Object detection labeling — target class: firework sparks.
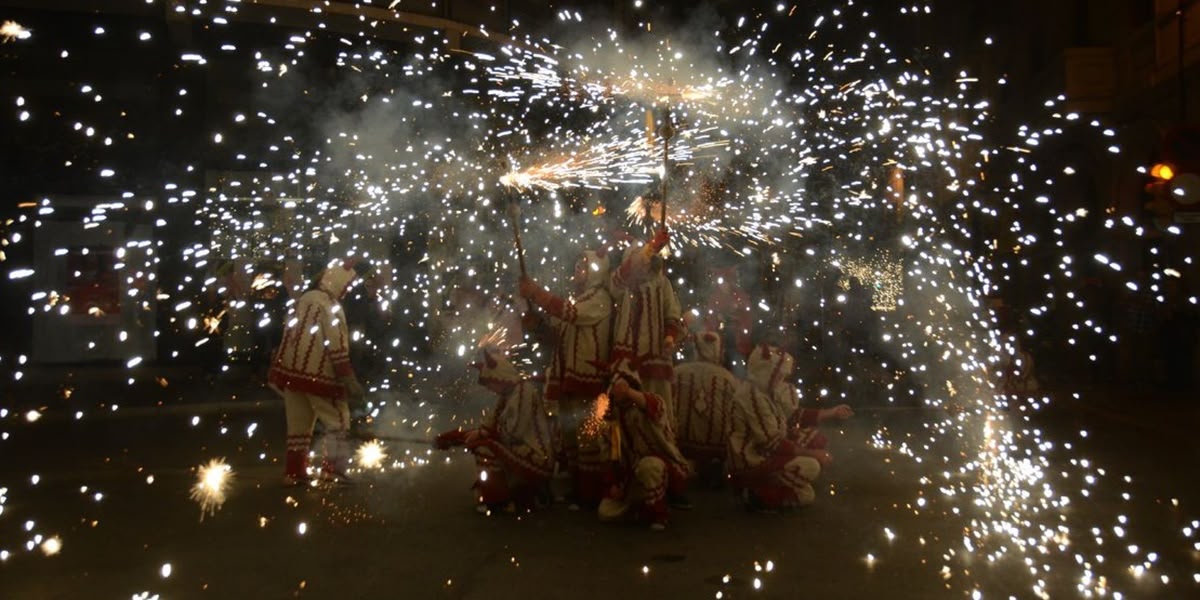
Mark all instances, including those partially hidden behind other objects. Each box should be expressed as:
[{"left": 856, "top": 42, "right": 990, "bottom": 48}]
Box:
[
  {"left": 1, "top": 1, "right": 1197, "bottom": 597},
  {"left": 189, "top": 459, "right": 233, "bottom": 520},
  {"left": 355, "top": 440, "right": 387, "bottom": 470},
  {"left": 0, "top": 20, "right": 31, "bottom": 43}
]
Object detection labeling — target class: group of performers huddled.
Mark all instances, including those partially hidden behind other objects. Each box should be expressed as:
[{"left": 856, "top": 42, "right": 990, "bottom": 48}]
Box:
[{"left": 434, "top": 229, "right": 854, "bottom": 531}]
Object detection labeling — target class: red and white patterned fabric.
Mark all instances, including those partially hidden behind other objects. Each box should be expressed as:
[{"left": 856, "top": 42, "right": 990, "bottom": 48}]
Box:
[
  {"left": 727, "top": 380, "right": 821, "bottom": 509},
  {"left": 747, "top": 344, "right": 824, "bottom": 449},
  {"left": 268, "top": 262, "right": 360, "bottom": 399},
  {"left": 527, "top": 250, "right": 615, "bottom": 406},
  {"left": 436, "top": 348, "right": 556, "bottom": 507},
  {"left": 474, "top": 347, "right": 555, "bottom": 475},
  {"left": 673, "top": 331, "right": 737, "bottom": 462},
  {"left": 580, "top": 361, "right": 691, "bottom": 523},
  {"left": 282, "top": 389, "right": 352, "bottom": 482},
  {"left": 610, "top": 249, "right": 684, "bottom": 383},
  {"left": 726, "top": 379, "right": 790, "bottom": 475},
  {"left": 474, "top": 376, "right": 557, "bottom": 482}
]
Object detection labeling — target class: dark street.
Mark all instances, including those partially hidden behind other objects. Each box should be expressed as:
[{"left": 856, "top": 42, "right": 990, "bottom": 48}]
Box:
[{"left": 2, "top": 368, "right": 1198, "bottom": 599}]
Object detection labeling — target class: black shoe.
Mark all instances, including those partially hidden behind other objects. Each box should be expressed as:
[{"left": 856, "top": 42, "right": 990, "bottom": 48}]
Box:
[
  {"left": 741, "top": 489, "right": 776, "bottom": 515},
  {"left": 668, "top": 493, "right": 693, "bottom": 510},
  {"left": 282, "top": 474, "right": 312, "bottom": 488},
  {"left": 318, "top": 469, "right": 354, "bottom": 486}
]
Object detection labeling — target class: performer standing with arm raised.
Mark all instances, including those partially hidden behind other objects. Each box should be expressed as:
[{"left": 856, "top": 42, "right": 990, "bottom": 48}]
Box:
[{"left": 518, "top": 248, "right": 615, "bottom": 507}]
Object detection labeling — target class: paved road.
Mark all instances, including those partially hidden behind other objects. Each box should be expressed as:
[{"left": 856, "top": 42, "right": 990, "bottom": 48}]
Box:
[{"left": 1, "top": 370, "right": 1198, "bottom": 599}]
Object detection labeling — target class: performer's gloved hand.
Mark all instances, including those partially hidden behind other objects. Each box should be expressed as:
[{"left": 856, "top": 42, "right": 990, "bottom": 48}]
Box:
[
  {"left": 464, "top": 428, "right": 491, "bottom": 449},
  {"left": 340, "top": 375, "right": 366, "bottom": 400},
  {"left": 518, "top": 275, "right": 538, "bottom": 299},
  {"left": 610, "top": 377, "right": 631, "bottom": 403},
  {"left": 519, "top": 275, "right": 565, "bottom": 318},
  {"left": 820, "top": 404, "right": 855, "bottom": 421},
  {"left": 650, "top": 227, "right": 670, "bottom": 252}
]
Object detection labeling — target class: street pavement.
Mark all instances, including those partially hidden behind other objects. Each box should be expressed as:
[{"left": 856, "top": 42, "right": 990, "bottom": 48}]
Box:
[{"left": 1, "top": 367, "right": 1198, "bottom": 599}]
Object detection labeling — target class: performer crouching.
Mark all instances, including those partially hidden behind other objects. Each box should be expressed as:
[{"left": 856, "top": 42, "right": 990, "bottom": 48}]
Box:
[
  {"left": 435, "top": 346, "right": 556, "bottom": 514},
  {"left": 590, "top": 359, "right": 692, "bottom": 531},
  {"left": 747, "top": 344, "right": 854, "bottom": 469}
]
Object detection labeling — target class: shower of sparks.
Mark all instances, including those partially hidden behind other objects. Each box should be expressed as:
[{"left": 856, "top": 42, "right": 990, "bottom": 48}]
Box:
[
  {"left": 476, "top": 326, "right": 513, "bottom": 350},
  {"left": 0, "top": 0, "right": 1196, "bottom": 597},
  {"left": 355, "top": 440, "right": 387, "bottom": 470},
  {"left": 835, "top": 253, "right": 904, "bottom": 311},
  {"left": 579, "top": 392, "right": 612, "bottom": 441},
  {"left": 189, "top": 459, "right": 233, "bottom": 520}
]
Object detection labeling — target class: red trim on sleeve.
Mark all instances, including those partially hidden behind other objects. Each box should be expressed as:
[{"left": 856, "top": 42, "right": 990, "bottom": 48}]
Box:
[
  {"left": 664, "top": 319, "right": 684, "bottom": 342},
  {"left": 332, "top": 360, "right": 354, "bottom": 377},
  {"left": 532, "top": 287, "right": 566, "bottom": 319},
  {"left": 642, "top": 392, "right": 663, "bottom": 421},
  {"left": 793, "top": 407, "right": 820, "bottom": 428}
]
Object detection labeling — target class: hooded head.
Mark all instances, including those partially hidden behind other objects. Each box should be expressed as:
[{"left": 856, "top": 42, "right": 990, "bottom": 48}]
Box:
[
  {"left": 693, "top": 331, "right": 723, "bottom": 365},
  {"left": 747, "top": 344, "right": 794, "bottom": 389},
  {"left": 573, "top": 248, "right": 610, "bottom": 292},
  {"left": 475, "top": 346, "right": 521, "bottom": 390},
  {"left": 317, "top": 258, "right": 371, "bottom": 300}
]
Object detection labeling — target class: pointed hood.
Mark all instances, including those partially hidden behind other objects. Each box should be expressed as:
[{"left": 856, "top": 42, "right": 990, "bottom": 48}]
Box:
[
  {"left": 747, "top": 344, "right": 794, "bottom": 390},
  {"left": 693, "top": 330, "right": 723, "bottom": 365},
  {"left": 581, "top": 248, "right": 611, "bottom": 291},
  {"left": 475, "top": 346, "right": 521, "bottom": 388},
  {"left": 317, "top": 258, "right": 365, "bottom": 300}
]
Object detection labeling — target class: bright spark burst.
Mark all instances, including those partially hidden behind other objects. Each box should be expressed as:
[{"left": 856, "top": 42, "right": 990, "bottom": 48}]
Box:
[
  {"left": 0, "top": 21, "right": 31, "bottom": 43},
  {"left": 189, "top": 459, "right": 233, "bottom": 520},
  {"left": 355, "top": 440, "right": 387, "bottom": 470}
]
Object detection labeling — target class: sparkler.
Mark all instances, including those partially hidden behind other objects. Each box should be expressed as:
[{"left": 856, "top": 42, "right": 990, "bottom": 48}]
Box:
[
  {"left": 657, "top": 107, "right": 675, "bottom": 231},
  {"left": 189, "top": 459, "right": 233, "bottom": 521},
  {"left": 507, "top": 195, "right": 527, "bottom": 278},
  {"left": 355, "top": 440, "right": 387, "bottom": 470}
]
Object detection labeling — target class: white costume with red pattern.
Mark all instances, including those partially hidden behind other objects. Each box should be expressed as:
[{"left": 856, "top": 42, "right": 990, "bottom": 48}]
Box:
[
  {"left": 529, "top": 250, "right": 614, "bottom": 407},
  {"left": 589, "top": 360, "right": 691, "bottom": 527},
  {"left": 673, "top": 331, "right": 737, "bottom": 463},
  {"left": 269, "top": 261, "right": 362, "bottom": 483},
  {"left": 610, "top": 248, "right": 684, "bottom": 427},
  {"left": 727, "top": 345, "right": 821, "bottom": 509},
  {"left": 435, "top": 347, "right": 556, "bottom": 510},
  {"left": 521, "top": 250, "right": 615, "bottom": 502},
  {"left": 745, "top": 345, "right": 828, "bottom": 456}
]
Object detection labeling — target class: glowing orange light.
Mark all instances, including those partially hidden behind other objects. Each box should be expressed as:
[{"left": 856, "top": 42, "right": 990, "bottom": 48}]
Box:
[{"left": 1150, "top": 163, "right": 1175, "bottom": 180}]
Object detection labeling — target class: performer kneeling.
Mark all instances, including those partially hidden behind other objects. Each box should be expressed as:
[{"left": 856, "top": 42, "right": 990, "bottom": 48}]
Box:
[
  {"left": 747, "top": 344, "right": 854, "bottom": 469},
  {"left": 435, "top": 346, "right": 556, "bottom": 514},
  {"left": 586, "top": 359, "right": 691, "bottom": 531},
  {"left": 727, "top": 345, "right": 825, "bottom": 512}
]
